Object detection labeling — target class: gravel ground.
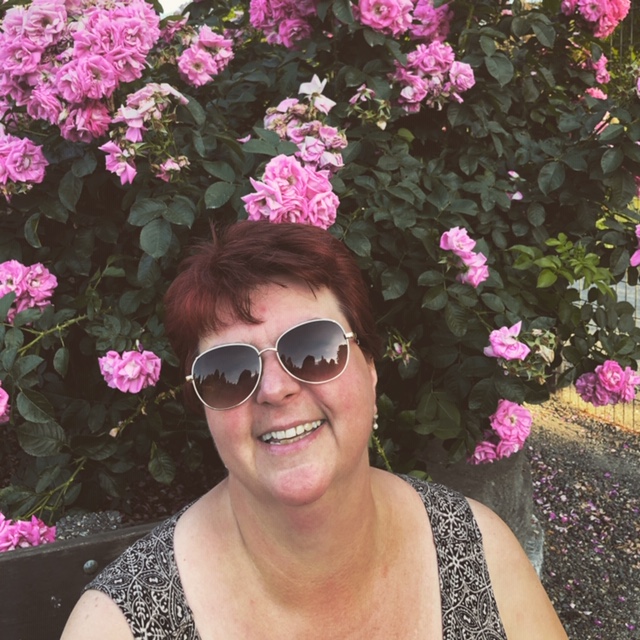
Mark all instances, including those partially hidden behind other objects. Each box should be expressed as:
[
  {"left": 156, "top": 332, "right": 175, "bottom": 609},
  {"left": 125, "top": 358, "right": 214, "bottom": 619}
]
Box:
[{"left": 527, "top": 398, "right": 640, "bottom": 639}]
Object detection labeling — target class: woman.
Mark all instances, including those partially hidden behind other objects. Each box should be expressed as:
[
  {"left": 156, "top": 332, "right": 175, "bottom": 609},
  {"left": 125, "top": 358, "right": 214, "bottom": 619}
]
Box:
[{"left": 62, "top": 221, "right": 567, "bottom": 639}]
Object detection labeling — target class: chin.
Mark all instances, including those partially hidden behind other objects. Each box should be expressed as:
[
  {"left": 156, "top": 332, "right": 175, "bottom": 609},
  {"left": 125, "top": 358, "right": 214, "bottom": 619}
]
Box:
[{"left": 265, "top": 465, "right": 334, "bottom": 507}]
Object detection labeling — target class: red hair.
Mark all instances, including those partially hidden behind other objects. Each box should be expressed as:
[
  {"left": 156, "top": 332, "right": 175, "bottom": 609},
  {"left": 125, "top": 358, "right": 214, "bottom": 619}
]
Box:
[{"left": 164, "top": 221, "right": 381, "bottom": 401}]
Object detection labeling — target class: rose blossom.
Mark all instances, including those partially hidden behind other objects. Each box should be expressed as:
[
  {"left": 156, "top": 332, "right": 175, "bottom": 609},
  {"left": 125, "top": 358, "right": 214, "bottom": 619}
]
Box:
[
  {"left": 99, "top": 348, "right": 162, "bottom": 394},
  {"left": 0, "top": 513, "right": 55, "bottom": 552},
  {"left": 469, "top": 440, "right": 498, "bottom": 465},
  {"left": 0, "top": 383, "right": 10, "bottom": 424},
  {"left": 575, "top": 360, "right": 640, "bottom": 407},
  {"left": 595, "top": 360, "right": 626, "bottom": 393},
  {"left": 489, "top": 399, "right": 532, "bottom": 449},
  {"left": 439, "top": 226, "right": 476, "bottom": 255},
  {"left": 0, "top": 260, "right": 56, "bottom": 321},
  {"left": 0, "top": 134, "right": 48, "bottom": 187},
  {"left": 356, "top": 0, "right": 413, "bottom": 36},
  {"left": 241, "top": 154, "right": 339, "bottom": 229},
  {"left": 630, "top": 224, "right": 640, "bottom": 267},
  {"left": 456, "top": 251, "right": 489, "bottom": 288},
  {"left": 484, "top": 321, "right": 531, "bottom": 361}
]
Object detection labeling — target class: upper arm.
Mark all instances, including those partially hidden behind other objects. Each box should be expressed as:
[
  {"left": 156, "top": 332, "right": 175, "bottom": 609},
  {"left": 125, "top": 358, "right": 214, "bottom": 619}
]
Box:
[
  {"left": 60, "top": 589, "right": 134, "bottom": 640},
  {"left": 468, "top": 498, "right": 568, "bottom": 640}
]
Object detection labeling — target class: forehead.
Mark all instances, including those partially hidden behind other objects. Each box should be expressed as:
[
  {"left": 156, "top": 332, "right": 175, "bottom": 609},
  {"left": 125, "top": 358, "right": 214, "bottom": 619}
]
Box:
[{"left": 199, "top": 281, "right": 346, "bottom": 351}]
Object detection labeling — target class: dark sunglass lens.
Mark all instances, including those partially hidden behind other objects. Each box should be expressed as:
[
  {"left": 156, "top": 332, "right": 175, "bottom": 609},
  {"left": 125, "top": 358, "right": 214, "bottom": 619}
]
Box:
[
  {"left": 193, "top": 345, "right": 260, "bottom": 409},
  {"left": 278, "top": 321, "right": 348, "bottom": 383}
]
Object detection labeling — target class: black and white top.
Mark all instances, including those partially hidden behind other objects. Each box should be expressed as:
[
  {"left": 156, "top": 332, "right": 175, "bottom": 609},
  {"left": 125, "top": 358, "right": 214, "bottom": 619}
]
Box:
[{"left": 86, "top": 477, "right": 507, "bottom": 639}]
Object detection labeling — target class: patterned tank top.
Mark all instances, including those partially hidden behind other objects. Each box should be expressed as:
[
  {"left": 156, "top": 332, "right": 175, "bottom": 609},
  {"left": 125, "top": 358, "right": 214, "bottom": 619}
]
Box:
[{"left": 86, "top": 476, "right": 507, "bottom": 639}]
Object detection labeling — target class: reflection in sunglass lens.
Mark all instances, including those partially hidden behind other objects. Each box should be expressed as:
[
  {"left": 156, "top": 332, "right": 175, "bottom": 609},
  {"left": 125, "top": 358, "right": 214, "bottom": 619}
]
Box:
[
  {"left": 194, "top": 345, "right": 260, "bottom": 410},
  {"left": 278, "top": 320, "right": 348, "bottom": 382}
]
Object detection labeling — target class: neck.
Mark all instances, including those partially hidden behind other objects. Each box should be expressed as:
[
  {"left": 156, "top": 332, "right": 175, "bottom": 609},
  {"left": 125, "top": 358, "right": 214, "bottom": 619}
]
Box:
[{"left": 224, "top": 466, "right": 391, "bottom": 609}]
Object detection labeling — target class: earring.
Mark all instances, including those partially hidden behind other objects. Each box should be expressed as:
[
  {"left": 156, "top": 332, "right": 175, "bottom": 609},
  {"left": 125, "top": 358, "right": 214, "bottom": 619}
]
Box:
[{"left": 373, "top": 409, "right": 379, "bottom": 431}]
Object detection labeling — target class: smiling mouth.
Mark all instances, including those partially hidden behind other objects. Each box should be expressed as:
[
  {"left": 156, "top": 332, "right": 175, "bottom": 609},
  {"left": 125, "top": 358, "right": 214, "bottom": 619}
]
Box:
[{"left": 259, "top": 420, "right": 324, "bottom": 445}]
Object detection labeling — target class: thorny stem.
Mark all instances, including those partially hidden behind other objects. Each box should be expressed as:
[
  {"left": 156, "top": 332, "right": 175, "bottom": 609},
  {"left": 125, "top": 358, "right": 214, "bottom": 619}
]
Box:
[
  {"left": 371, "top": 433, "right": 393, "bottom": 472},
  {"left": 16, "top": 314, "right": 88, "bottom": 356},
  {"left": 24, "top": 456, "right": 88, "bottom": 521},
  {"left": 110, "top": 386, "right": 182, "bottom": 437}
]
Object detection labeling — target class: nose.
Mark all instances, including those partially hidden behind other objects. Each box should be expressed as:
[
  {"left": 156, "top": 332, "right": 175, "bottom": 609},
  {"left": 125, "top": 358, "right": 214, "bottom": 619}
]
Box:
[{"left": 254, "top": 349, "right": 302, "bottom": 405}]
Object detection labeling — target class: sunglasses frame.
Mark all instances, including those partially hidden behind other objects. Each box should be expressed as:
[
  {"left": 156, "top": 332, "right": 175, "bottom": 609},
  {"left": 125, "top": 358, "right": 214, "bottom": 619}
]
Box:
[{"left": 186, "top": 318, "right": 357, "bottom": 411}]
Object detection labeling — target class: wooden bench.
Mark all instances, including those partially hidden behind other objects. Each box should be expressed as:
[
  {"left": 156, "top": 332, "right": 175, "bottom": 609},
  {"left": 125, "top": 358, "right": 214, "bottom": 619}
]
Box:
[{"left": 0, "top": 521, "right": 158, "bottom": 640}]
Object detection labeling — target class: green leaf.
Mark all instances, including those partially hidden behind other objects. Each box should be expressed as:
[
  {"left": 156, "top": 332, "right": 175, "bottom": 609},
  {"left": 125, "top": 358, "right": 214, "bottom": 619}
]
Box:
[
  {"left": 527, "top": 202, "right": 546, "bottom": 227},
  {"left": 17, "top": 422, "right": 66, "bottom": 457},
  {"left": 164, "top": 196, "right": 196, "bottom": 227},
  {"left": 0, "top": 292, "right": 16, "bottom": 322},
  {"left": 422, "top": 286, "right": 448, "bottom": 310},
  {"left": 24, "top": 213, "right": 42, "bottom": 249},
  {"left": 537, "top": 161, "right": 565, "bottom": 195},
  {"left": 444, "top": 301, "right": 468, "bottom": 337},
  {"left": 344, "top": 231, "right": 371, "bottom": 257},
  {"left": 468, "top": 379, "right": 497, "bottom": 412},
  {"left": 119, "top": 289, "right": 141, "bottom": 314},
  {"left": 537, "top": 269, "right": 558, "bottom": 288},
  {"left": 201, "top": 161, "right": 236, "bottom": 182},
  {"left": 332, "top": 0, "right": 354, "bottom": 24},
  {"left": 531, "top": 18, "right": 556, "bottom": 47},
  {"left": 204, "top": 182, "right": 235, "bottom": 209},
  {"left": 484, "top": 54, "right": 514, "bottom": 86},
  {"left": 494, "top": 374, "right": 526, "bottom": 403},
  {"left": 40, "top": 200, "right": 69, "bottom": 223},
  {"left": 183, "top": 95, "right": 206, "bottom": 126},
  {"left": 71, "top": 435, "right": 117, "bottom": 461},
  {"left": 137, "top": 254, "right": 161, "bottom": 287},
  {"left": 53, "top": 347, "right": 69, "bottom": 377},
  {"left": 148, "top": 444, "right": 176, "bottom": 485},
  {"left": 364, "top": 29, "right": 385, "bottom": 47},
  {"left": 242, "top": 139, "right": 278, "bottom": 156},
  {"left": 140, "top": 218, "right": 172, "bottom": 259},
  {"left": 480, "top": 293, "right": 505, "bottom": 312},
  {"left": 59, "top": 171, "right": 83, "bottom": 211},
  {"left": 12, "top": 355, "right": 44, "bottom": 380},
  {"left": 600, "top": 147, "right": 624, "bottom": 174},
  {"left": 381, "top": 267, "right": 409, "bottom": 300},
  {"left": 72, "top": 153, "right": 97, "bottom": 178},
  {"left": 16, "top": 389, "right": 55, "bottom": 423},
  {"left": 418, "top": 271, "right": 444, "bottom": 286},
  {"left": 129, "top": 199, "right": 167, "bottom": 226}
]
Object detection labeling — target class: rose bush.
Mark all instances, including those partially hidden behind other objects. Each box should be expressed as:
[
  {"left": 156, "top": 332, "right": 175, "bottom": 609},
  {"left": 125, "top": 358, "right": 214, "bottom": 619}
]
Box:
[{"left": 1, "top": 0, "right": 640, "bottom": 522}]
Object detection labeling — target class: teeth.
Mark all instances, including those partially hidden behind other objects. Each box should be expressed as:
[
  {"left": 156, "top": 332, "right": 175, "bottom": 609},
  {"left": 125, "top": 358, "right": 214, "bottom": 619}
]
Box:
[{"left": 260, "top": 420, "right": 323, "bottom": 444}]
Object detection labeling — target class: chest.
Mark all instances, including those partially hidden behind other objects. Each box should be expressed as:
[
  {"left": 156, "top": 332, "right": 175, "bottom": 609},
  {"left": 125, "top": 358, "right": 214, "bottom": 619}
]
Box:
[{"left": 176, "top": 517, "right": 443, "bottom": 640}]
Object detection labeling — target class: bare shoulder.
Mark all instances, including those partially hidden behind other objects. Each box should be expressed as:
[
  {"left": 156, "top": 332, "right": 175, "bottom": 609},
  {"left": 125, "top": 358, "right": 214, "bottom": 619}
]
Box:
[
  {"left": 467, "top": 498, "right": 568, "bottom": 640},
  {"left": 60, "top": 589, "right": 133, "bottom": 640}
]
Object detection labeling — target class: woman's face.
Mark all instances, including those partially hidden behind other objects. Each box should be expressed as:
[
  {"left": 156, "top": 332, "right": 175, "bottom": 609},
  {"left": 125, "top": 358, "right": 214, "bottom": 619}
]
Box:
[{"left": 198, "top": 281, "right": 378, "bottom": 508}]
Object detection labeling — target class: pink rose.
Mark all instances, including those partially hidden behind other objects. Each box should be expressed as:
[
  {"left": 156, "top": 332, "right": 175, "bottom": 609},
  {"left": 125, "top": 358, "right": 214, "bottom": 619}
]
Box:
[
  {"left": 440, "top": 226, "right": 476, "bottom": 255},
  {"left": 469, "top": 440, "right": 498, "bottom": 465},
  {"left": 356, "top": 0, "right": 413, "bottom": 36},
  {"left": 0, "top": 514, "right": 55, "bottom": 552},
  {"left": 24, "top": 263, "right": 58, "bottom": 304},
  {"left": 595, "top": 360, "right": 626, "bottom": 393},
  {"left": 278, "top": 18, "right": 312, "bottom": 49},
  {"left": 0, "top": 135, "right": 48, "bottom": 185},
  {"left": 99, "top": 348, "right": 162, "bottom": 394},
  {"left": 489, "top": 399, "right": 532, "bottom": 447},
  {"left": 484, "top": 321, "right": 531, "bottom": 361},
  {"left": 0, "top": 384, "right": 10, "bottom": 424},
  {"left": 457, "top": 253, "right": 489, "bottom": 288},
  {"left": 178, "top": 47, "right": 217, "bottom": 87}
]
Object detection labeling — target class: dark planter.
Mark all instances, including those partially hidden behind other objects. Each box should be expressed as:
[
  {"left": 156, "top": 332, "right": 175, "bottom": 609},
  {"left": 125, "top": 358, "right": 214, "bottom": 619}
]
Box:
[{"left": 0, "top": 521, "right": 158, "bottom": 640}]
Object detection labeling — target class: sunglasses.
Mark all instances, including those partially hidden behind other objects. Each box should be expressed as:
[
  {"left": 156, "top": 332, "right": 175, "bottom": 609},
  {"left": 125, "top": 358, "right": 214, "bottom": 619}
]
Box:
[{"left": 187, "top": 318, "right": 357, "bottom": 410}]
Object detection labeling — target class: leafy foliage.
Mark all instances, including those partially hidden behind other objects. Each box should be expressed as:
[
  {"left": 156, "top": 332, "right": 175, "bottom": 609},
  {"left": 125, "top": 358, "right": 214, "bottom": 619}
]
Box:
[{"left": 1, "top": 0, "right": 640, "bottom": 521}]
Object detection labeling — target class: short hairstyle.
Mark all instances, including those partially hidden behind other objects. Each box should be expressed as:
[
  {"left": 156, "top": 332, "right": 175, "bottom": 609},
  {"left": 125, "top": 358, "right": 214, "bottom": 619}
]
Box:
[{"left": 164, "top": 221, "right": 381, "bottom": 405}]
